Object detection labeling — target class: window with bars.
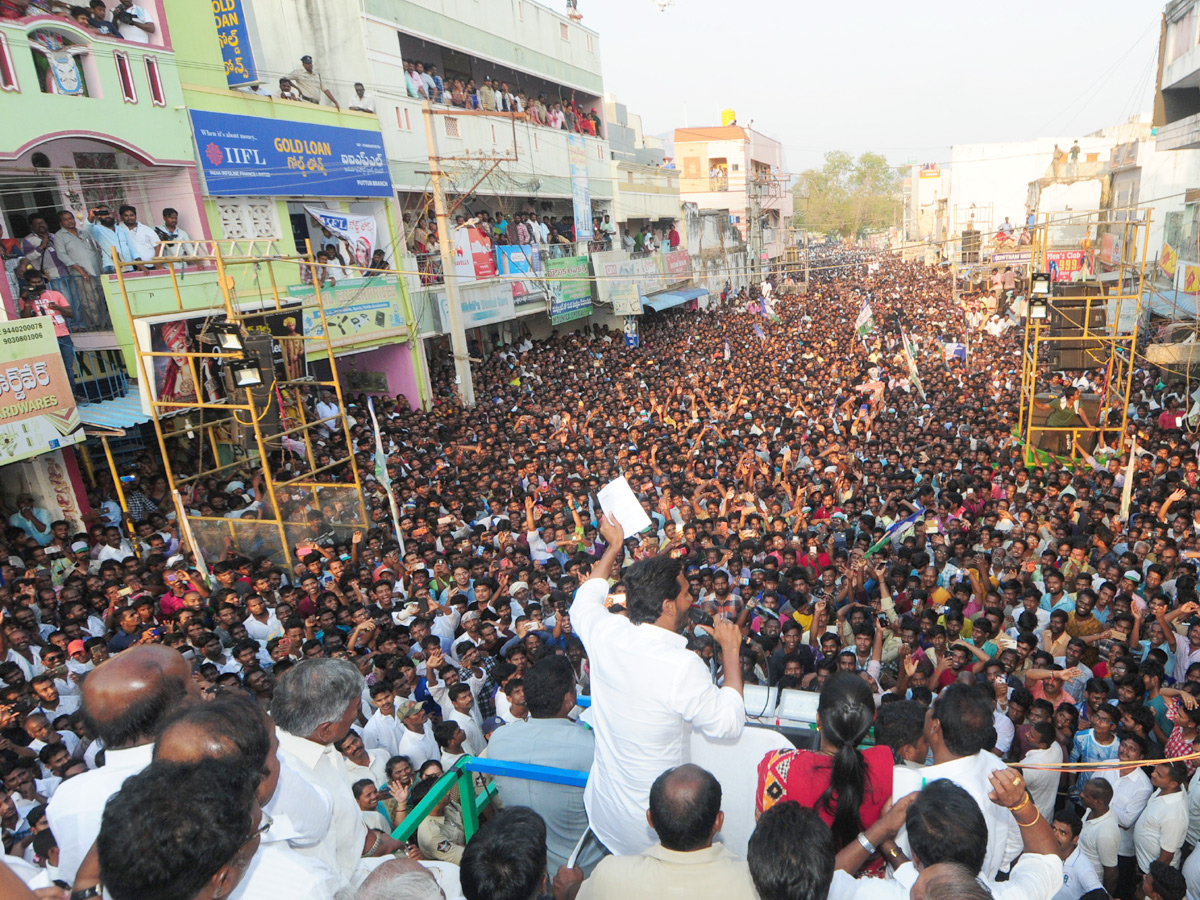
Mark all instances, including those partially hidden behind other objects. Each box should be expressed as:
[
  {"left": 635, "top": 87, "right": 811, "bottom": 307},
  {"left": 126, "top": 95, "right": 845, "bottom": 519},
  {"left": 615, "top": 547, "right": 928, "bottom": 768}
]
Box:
[
  {"left": 560, "top": 23, "right": 569, "bottom": 40},
  {"left": 396, "top": 106, "right": 411, "bottom": 130},
  {"left": 444, "top": 116, "right": 460, "bottom": 138}
]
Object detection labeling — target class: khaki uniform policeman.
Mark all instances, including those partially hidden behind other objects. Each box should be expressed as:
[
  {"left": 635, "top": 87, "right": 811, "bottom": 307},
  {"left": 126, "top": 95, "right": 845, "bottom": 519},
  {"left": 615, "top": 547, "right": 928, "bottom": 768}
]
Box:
[{"left": 416, "top": 793, "right": 465, "bottom": 864}]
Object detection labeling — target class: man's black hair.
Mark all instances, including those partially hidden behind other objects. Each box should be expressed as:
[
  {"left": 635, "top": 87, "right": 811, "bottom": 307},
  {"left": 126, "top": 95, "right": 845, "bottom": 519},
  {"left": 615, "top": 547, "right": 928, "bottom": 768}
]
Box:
[
  {"left": 905, "top": 779, "right": 987, "bottom": 874},
  {"left": 747, "top": 801, "right": 834, "bottom": 900},
  {"left": 648, "top": 764, "right": 721, "bottom": 852},
  {"left": 623, "top": 554, "right": 684, "bottom": 625},
  {"left": 931, "top": 684, "right": 996, "bottom": 757},
  {"left": 523, "top": 655, "right": 575, "bottom": 718},
  {"left": 1147, "top": 860, "right": 1187, "bottom": 900},
  {"left": 873, "top": 700, "right": 927, "bottom": 765},
  {"left": 1054, "top": 805, "right": 1083, "bottom": 839},
  {"left": 98, "top": 759, "right": 256, "bottom": 900},
  {"left": 433, "top": 719, "right": 459, "bottom": 750},
  {"left": 461, "top": 807, "right": 547, "bottom": 900},
  {"left": 408, "top": 775, "right": 441, "bottom": 809}
]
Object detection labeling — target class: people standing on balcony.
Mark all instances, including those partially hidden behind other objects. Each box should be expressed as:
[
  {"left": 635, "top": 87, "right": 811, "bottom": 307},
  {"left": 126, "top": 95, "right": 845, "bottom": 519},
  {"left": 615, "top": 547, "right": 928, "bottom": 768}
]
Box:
[
  {"left": 532, "top": 94, "right": 548, "bottom": 126},
  {"left": 53, "top": 210, "right": 103, "bottom": 325},
  {"left": 277, "top": 76, "right": 303, "bottom": 101},
  {"left": 84, "top": 0, "right": 122, "bottom": 38},
  {"left": 118, "top": 204, "right": 159, "bottom": 267},
  {"left": 111, "top": 0, "right": 153, "bottom": 43},
  {"left": 367, "top": 249, "right": 388, "bottom": 273},
  {"left": 427, "top": 65, "right": 444, "bottom": 103},
  {"left": 448, "top": 78, "right": 465, "bottom": 108},
  {"left": 17, "top": 268, "right": 82, "bottom": 402},
  {"left": 416, "top": 63, "right": 436, "bottom": 104},
  {"left": 515, "top": 214, "right": 532, "bottom": 246},
  {"left": 465, "top": 78, "right": 479, "bottom": 109},
  {"left": 154, "top": 207, "right": 192, "bottom": 259},
  {"left": 404, "top": 62, "right": 423, "bottom": 100},
  {"left": 301, "top": 250, "right": 344, "bottom": 290},
  {"left": 499, "top": 82, "right": 516, "bottom": 113},
  {"left": 81, "top": 205, "right": 134, "bottom": 273},
  {"left": 19, "top": 214, "right": 68, "bottom": 294},
  {"left": 479, "top": 77, "right": 497, "bottom": 111},
  {"left": 668, "top": 222, "right": 680, "bottom": 249},
  {"left": 348, "top": 82, "right": 376, "bottom": 113},
  {"left": 0, "top": 223, "right": 21, "bottom": 301},
  {"left": 289, "top": 55, "right": 339, "bottom": 109},
  {"left": 600, "top": 214, "right": 615, "bottom": 248}
]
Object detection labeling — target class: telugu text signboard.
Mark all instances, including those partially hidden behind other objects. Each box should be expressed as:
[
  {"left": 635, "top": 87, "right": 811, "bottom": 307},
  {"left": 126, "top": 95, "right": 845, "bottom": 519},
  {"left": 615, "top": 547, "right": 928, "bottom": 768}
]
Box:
[
  {"left": 213, "top": 0, "right": 258, "bottom": 87},
  {"left": 0, "top": 318, "right": 84, "bottom": 464},
  {"left": 547, "top": 255, "right": 593, "bottom": 325},
  {"left": 191, "top": 110, "right": 392, "bottom": 198}
]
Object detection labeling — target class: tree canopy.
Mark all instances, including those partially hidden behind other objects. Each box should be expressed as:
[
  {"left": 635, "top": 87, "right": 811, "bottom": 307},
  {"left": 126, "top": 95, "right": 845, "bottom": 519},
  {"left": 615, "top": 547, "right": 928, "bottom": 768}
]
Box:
[{"left": 793, "top": 151, "right": 900, "bottom": 238}]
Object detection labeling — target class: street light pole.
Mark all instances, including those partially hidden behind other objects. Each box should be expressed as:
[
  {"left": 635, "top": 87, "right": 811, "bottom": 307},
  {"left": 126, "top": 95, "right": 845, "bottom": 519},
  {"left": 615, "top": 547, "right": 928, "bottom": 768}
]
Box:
[{"left": 422, "top": 101, "right": 475, "bottom": 408}]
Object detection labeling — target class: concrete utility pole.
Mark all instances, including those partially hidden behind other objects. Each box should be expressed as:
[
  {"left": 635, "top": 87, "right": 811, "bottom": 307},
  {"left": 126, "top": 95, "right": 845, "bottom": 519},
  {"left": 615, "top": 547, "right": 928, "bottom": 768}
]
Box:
[
  {"left": 803, "top": 228, "right": 810, "bottom": 289},
  {"left": 749, "top": 177, "right": 762, "bottom": 284},
  {"left": 422, "top": 101, "right": 475, "bottom": 408}
]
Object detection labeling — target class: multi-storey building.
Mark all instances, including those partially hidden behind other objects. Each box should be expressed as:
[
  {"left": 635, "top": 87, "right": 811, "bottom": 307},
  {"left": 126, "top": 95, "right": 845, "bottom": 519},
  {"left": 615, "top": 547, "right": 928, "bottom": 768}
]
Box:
[{"left": 673, "top": 123, "right": 793, "bottom": 270}]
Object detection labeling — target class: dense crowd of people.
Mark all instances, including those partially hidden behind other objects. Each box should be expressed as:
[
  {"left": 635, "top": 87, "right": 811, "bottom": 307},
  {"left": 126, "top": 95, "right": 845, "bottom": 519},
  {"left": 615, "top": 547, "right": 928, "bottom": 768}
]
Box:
[{"left": 4, "top": 249, "right": 1200, "bottom": 900}]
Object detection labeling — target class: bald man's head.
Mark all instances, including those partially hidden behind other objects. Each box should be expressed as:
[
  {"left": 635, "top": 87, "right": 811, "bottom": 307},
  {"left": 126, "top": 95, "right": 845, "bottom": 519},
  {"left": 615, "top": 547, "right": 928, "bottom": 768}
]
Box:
[
  {"left": 910, "top": 863, "right": 993, "bottom": 900},
  {"left": 155, "top": 692, "right": 278, "bottom": 805},
  {"left": 358, "top": 858, "right": 445, "bottom": 900},
  {"left": 648, "top": 764, "right": 722, "bottom": 852},
  {"left": 81, "top": 645, "right": 198, "bottom": 749}
]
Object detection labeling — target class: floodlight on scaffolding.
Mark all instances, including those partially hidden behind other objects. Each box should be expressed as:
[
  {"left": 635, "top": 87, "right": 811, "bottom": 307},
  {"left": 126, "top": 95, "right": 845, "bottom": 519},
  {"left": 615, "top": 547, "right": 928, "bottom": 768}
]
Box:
[
  {"left": 1030, "top": 272, "right": 1052, "bottom": 298},
  {"left": 211, "top": 321, "right": 245, "bottom": 352},
  {"left": 1029, "top": 297, "right": 1049, "bottom": 320},
  {"left": 230, "top": 355, "right": 264, "bottom": 388}
]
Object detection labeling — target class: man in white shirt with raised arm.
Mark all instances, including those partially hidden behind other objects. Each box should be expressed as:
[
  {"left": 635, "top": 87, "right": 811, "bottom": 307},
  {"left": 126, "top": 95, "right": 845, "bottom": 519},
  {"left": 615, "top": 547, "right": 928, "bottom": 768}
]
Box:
[{"left": 570, "top": 514, "right": 745, "bottom": 856}]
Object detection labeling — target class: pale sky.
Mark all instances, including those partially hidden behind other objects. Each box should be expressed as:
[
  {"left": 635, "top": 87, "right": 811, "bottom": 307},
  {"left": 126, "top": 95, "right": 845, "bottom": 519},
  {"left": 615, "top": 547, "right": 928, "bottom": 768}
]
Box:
[{"left": 576, "top": 0, "right": 1162, "bottom": 173}]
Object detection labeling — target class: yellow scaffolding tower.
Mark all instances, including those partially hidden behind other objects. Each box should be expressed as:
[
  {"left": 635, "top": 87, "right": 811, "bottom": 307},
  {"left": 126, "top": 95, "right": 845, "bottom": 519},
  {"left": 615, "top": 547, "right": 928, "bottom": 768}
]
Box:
[
  {"left": 113, "top": 241, "right": 368, "bottom": 570},
  {"left": 1017, "top": 208, "right": 1150, "bottom": 465}
]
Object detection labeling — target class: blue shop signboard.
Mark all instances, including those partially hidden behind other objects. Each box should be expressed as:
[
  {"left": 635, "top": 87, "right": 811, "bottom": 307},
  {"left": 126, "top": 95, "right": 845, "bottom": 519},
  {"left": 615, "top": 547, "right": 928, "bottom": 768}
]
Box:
[
  {"left": 190, "top": 110, "right": 392, "bottom": 198},
  {"left": 213, "top": 0, "right": 258, "bottom": 87}
]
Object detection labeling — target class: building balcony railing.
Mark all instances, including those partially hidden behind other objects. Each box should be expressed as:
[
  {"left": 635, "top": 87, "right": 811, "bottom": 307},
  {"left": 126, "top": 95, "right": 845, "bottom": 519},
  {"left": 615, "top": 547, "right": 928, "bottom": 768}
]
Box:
[
  {"left": 1156, "top": 113, "right": 1200, "bottom": 152},
  {"left": 75, "top": 347, "right": 129, "bottom": 403},
  {"left": 38, "top": 271, "right": 114, "bottom": 333}
]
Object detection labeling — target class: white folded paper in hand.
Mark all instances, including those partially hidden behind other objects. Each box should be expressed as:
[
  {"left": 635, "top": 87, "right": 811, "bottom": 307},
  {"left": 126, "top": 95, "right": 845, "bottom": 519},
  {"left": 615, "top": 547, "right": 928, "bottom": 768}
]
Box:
[{"left": 597, "top": 476, "right": 652, "bottom": 536}]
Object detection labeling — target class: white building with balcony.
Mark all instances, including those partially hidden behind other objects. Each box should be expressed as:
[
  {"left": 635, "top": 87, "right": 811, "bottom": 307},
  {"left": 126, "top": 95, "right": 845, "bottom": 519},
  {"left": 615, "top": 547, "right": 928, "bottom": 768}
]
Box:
[
  {"left": 234, "top": 0, "right": 613, "bottom": 240},
  {"left": 673, "top": 124, "right": 793, "bottom": 266}
]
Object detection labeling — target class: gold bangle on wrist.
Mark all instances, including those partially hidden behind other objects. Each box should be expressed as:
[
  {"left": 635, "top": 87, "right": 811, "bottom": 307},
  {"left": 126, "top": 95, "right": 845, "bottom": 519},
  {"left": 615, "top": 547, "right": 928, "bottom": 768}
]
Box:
[
  {"left": 1016, "top": 809, "right": 1042, "bottom": 828},
  {"left": 1007, "top": 794, "right": 1031, "bottom": 814}
]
